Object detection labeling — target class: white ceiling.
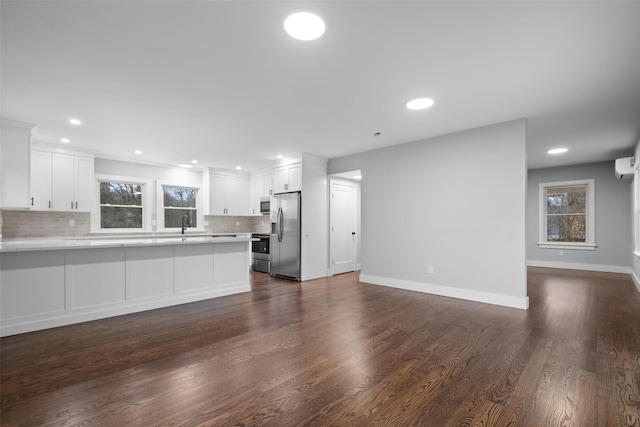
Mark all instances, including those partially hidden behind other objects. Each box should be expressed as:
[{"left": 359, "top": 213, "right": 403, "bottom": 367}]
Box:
[{"left": 2, "top": 1, "right": 639, "bottom": 172}]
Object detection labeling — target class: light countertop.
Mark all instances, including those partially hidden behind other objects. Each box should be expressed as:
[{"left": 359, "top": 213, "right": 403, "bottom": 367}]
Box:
[{"left": 0, "top": 234, "right": 256, "bottom": 253}]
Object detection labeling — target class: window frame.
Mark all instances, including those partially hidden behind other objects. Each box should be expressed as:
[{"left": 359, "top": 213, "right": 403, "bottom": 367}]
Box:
[
  {"left": 92, "top": 174, "right": 153, "bottom": 233},
  {"left": 156, "top": 180, "right": 203, "bottom": 232},
  {"left": 538, "top": 179, "right": 596, "bottom": 251}
]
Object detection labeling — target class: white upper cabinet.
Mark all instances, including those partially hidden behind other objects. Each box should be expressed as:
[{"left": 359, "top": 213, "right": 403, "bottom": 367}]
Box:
[
  {"left": 0, "top": 119, "right": 35, "bottom": 209},
  {"left": 249, "top": 174, "right": 273, "bottom": 215},
  {"left": 30, "top": 150, "right": 52, "bottom": 209},
  {"left": 273, "top": 163, "right": 301, "bottom": 194},
  {"left": 30, "top": 150, "right": 95, "bottom": 212},
  {"left": 209, "top": 173, "right": 248, "bottom": 215}
]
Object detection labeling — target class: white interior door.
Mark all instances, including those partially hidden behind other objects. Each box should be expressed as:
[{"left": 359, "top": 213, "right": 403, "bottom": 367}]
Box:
[{"left": 330, "top": 180, "right": 356, "bottom": 275}]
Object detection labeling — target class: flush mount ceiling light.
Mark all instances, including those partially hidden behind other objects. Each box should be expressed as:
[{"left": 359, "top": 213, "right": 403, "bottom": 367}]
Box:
[
  {"left": 406, "top": 98, "right": 435, "bottom": 110},
  {"left": 236, "top": 166, "right": 242, "bottom": 171},
  {"left": 284, "top": 11, "right": 325, "bottom": 40},
  {"left": 178, "top": 163, "right": 193, "bottom": 169},
  {"left": 547, "top": 148, "right": 568, "bottom": 154},
  {"left": 134, "top": 150, "right": 143, "bottom": 155},
  {"left": 69, "top": 118, "right": 82, "bottom": 126},
  {"left": 353, "top": 175, "right": 363, "bottom": 180},
  {"left": 191, "top": 160, "right": 198, "bottom": 164},
  {"left": 60, "top": 138, "right": 70, "bottom": 143}
]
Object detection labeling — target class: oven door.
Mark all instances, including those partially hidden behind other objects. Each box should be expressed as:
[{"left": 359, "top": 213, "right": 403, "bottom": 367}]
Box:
[{"left": 251, "top": 234, "right": 270, "bottom": 259}]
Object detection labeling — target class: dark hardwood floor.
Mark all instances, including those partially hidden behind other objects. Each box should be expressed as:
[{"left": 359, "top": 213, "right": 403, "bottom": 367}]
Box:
[{"left": 1, "top": 267, "right": 639, "bottom": 426}]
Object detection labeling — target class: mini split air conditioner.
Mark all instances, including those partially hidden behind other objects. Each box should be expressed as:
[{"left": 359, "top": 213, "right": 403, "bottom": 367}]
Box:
[{"left": 615, "top": 157, "right": 634, "bottom": 180}]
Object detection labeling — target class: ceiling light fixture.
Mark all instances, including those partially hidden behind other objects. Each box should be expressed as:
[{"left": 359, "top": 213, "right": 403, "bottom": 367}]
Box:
[
  {"left": 69, "top": 118, "right": 82, "bottom": 126},
  {"left": 406, "top": 98, "right": 434, "bottom": 110},
  {"left": 134, "top": 150, "right": 143, "bottom": 155},
  {"left": 60, "top": 138, "right": 70, "bottom": 143},
  {"left": 353, "top": 175, "right": 363, "bottom": 180},
  {"left": 277, "top": 155, "right": 284, "bottom": 159},
  {"left": 191, "top": 160, "right": 198, "bottom": 164},
  {"left": 284, "top": 11, "right": 325, "bottom": 41},
  {"left": 236, "top": 166, "right": 242, "bottom": 171},
  {"left": 547, "top": 148, "right": 568, "bottom": 155},
  {"left": 178, "top": 163, "right": 193, "bottom": 169}
]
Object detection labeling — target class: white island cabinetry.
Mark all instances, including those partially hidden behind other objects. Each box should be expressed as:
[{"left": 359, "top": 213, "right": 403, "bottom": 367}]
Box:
[{"left": 0, "top": 237, "right": 251, "bottom": 337}]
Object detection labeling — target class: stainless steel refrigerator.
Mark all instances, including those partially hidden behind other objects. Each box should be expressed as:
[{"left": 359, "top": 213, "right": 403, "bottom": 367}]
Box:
[{"left": 270, "top": 191, "right": 301, "bottom": 280}]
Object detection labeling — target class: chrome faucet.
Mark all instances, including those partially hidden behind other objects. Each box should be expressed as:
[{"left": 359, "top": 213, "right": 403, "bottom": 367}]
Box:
[{"left": 181, "top": 215, "right": 189, "bottom": 234}]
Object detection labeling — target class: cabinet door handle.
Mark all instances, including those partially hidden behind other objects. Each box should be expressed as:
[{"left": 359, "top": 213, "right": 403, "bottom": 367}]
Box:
[
  {"left": 49, "top": 201, "right": 51, "bottom": 209},
  {"left": 30, "top": 197, "right": 34, "bottom": 206},
  {"left": 75, "top": 202, "right": 78, "bottom": 209}
]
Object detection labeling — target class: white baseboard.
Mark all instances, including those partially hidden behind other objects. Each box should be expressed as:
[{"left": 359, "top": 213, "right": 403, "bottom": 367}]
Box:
[
  {"left": 527, "top": 260, "right": 631, "bottom": 274},
  {"left": 359, "top": 274, "right": 529, "bottom": 310},
  {"left": 631, "top": 269, "right": 640, "bottom": 295}
]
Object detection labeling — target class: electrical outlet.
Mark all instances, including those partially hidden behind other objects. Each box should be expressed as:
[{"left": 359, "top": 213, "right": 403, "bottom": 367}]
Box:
[
  {"left": 428, "top": 266, "right": 434, "bottom": 274},
  {"left": 68, "top": 219, "right": 75, "bottom": 227},
  {"left": 236, "top": 221, "right": 240, "bottom": 226},
  {"left": 559, "top": 250, "right": 564, "bottom": 256}
]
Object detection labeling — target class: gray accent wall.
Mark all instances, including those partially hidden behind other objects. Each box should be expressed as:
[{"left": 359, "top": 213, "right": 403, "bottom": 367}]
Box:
[
  {"left": 329, "top": 119, "right": 528, "bottom": 307},
  {"left": 527, "top": 161, "right": 631, "bottom": 270}
]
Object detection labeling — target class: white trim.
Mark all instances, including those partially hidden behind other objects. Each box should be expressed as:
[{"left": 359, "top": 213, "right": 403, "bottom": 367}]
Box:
[
  {"left": 537, "top": 243, "right": 596, "bottom": 251},
  {"left": 630, "top": 269, "right": 640, "bottom": 295},
  {"left": 359, "top": 274, "right": 529, "bottom": 310},
  {"left": 156, "top": 180, "right": 204, "bottom": 232},
  {"left": 538, "top": 178, "right": 595, "bottom": 247},
  {"left": 93, "top": 174, "right": 153, "bottom": 233},
  {"left": 527, "top": 259, "right": 631, "bottom": 274}
]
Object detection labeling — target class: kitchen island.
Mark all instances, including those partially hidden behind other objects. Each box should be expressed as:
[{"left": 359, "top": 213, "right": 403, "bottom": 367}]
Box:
[{"left": 0, "top": 235, "right": 254, "bottom": 336}]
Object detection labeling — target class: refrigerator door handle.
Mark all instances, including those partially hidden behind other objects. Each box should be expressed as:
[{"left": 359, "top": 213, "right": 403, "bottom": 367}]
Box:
[{"left": 278, "top": 207, "right": 284, "bottom": 242}]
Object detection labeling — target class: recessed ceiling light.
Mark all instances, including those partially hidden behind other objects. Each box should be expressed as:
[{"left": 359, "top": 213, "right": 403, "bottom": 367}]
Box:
[
  {"left": 277, "top": 155, "right": 284, "bottom": 159},
  {"left": 69, "top": 118, "right": 82, "bottom": 126},
  {"left": 191, "top": 160, "right": 198, "bottom": 164},
  {"left": 134, "top": 150, "right": 143, "bottom": 155},
  {"left": 60, "top": 138, "right": 70, "bottom": 143},
  {"left": 547, "top": 148, "right": 568, "bottom": 155},
  {"left": 406, "top": 98, "right": 435, "bottom": 110},
  {"left": 178, "top": 163, "right": 193, "bottom": 169},
  {"left": 284, "top": 11, "right": 325, "bottom": 41},
  {"left": 236, "top": 166, "right": 242, "bottom": 171}
]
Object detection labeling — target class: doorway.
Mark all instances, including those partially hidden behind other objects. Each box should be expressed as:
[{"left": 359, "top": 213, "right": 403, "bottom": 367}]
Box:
[{"left": 329, "top": 172, "right": 361, "bottom": 275}]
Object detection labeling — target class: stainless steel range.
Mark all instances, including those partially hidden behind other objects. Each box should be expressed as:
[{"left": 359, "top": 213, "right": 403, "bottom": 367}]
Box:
[{"left": 251, "top": 233, "right": 270, "bottom": 273}]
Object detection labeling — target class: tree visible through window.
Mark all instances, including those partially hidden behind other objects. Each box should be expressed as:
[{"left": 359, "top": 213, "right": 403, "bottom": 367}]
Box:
[
  {"left": 545, "top": 185, "right": 586, "bottom": 242},
  {"left": 100, "top": 182, "right": 143, "bottom": 228},
  {"left": 163, "top": 186, "right": 197, "bottom": 228}
]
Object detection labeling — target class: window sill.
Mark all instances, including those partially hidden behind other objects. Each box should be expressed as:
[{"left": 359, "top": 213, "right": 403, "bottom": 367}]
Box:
[{"left": 538, "top": 242, "right": 596, "bottom": 251}]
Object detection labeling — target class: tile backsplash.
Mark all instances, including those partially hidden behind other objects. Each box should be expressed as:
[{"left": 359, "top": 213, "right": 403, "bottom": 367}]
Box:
[
  {"left": 1, "top": 210, "right": 91, "bottom": 238},
  {"left": 1, "top": 210, "right": 272, "bottom": 238},
  {"left": 206, "top": 215, "right": 271, "bottom": 234}
]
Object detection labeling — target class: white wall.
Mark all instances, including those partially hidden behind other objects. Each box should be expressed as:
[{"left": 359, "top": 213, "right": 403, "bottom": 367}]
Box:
[
  {"left": 328, "top": 119, "right": 528, "bottom": 309},
  {"left": 527, "top": 161, "right": 631, "bottom": 273},
  {"left": 300, "top": 154, "right": 328, "bottom": 281},
  {"left": 631, "top": 140, "right": 640, "bottom": 294},
  {"left": 94, "top": 158, "right": 207, "bottom": 231}
]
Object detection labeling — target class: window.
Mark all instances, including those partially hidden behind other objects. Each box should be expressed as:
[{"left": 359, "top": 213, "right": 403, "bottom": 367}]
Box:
[
  {"left": 162, "top": 185, "right": 198, "bottom": 229},
  {"left": 538, "top": 179, "right": 595, "bottom": 250},
  {"left": 99, "top": 181, "right": 144, "bottom": 229}
]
